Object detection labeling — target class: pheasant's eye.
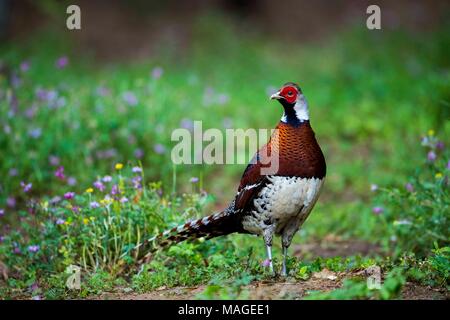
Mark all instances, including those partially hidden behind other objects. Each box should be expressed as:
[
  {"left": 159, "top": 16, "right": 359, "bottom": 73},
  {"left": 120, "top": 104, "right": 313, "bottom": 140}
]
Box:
[{"left": 287, "top": 91, "right": 293, "bottom": 96}]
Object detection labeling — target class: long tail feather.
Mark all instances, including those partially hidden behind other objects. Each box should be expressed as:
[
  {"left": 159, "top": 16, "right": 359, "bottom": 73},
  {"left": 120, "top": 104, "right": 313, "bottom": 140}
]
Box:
[{"left": 133, "top": 209, "right": 239, "bottom": 263}]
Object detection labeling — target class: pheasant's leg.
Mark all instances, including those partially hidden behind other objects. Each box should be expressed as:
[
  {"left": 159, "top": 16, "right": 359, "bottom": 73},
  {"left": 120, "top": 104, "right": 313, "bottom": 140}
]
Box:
[
  {"left": 265, "top": 244, "right": 274, "bottom": 273},
  {"left": 263, "top": 225, "right": 276, "bottom": 274},
  {"left": 281, "top": 246, "right": 288, "bottom": 277},
  {"left": 281, "top": 216, "right": 304, "bottom": 277}
]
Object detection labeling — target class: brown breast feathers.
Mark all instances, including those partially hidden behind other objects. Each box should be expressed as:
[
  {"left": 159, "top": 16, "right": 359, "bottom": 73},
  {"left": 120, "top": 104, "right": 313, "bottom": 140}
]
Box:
[{"left": 238, "top": 121, "right": 326, "bottom": 191}]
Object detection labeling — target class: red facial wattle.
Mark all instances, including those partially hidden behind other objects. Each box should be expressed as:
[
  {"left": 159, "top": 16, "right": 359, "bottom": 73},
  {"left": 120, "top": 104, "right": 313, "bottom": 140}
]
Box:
[{"left": 279, "top": 86, "right": 298, "bottom": 104}]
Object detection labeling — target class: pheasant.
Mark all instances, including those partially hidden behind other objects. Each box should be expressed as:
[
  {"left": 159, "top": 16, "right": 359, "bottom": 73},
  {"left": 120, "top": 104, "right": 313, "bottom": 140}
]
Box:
[{"left": 135, "top": 82, "right": 326, "bottom": 276}]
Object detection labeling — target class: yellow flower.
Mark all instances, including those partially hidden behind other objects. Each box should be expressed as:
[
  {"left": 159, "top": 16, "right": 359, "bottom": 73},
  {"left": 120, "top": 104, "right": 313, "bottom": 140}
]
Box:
[
  {"left": 115, "top": 163, "right": 124, "bottom": 170},
  {"left": 435, "top": 172, "right": 443, "bottom": 179},
  {"left": 83, "top": 218, "right": 89, "bottom": 225},
  {"left": 64, "top": 220, "right": 71, "bottom": 226},
  {"left": 428, "top": 129, "right": 435, "bottom": 136},
  {"left": 86, "top": 187, "right": 94, "bottom": 193}
]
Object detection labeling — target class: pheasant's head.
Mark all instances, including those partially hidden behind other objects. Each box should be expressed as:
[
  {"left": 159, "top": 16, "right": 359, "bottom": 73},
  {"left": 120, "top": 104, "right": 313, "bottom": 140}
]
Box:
[
  {"left": 270, "top": 82, "right": 309, "bottom": 124},
  {"left": 270, "top": 82, "right": 301, "bottom": 104}
]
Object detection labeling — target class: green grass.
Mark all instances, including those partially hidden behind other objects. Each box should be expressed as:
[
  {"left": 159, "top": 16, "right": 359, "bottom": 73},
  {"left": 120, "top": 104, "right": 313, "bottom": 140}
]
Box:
[{"left": 0, "top": 14, "right": 449, "bottom": 299}]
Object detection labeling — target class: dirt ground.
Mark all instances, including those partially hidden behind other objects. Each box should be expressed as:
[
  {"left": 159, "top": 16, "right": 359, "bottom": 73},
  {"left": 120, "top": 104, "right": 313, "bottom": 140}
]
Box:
[
  {"left": 95, "top": 274, "right": 448, "bottom": 300},
  {"left": 93, "top": 239, "right": 448, "bottom": 300}
]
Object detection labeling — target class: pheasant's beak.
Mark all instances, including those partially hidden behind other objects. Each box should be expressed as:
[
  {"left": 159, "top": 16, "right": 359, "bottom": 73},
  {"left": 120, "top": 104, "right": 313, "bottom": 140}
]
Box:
[{"left": 270, "top": 91, "right": 282, "bottom": 100}]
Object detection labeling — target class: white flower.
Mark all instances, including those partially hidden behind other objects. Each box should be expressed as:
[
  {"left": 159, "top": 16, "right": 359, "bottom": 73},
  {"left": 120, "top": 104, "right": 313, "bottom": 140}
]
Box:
[{"left": 393, "top": 219, "right": 412, "bottom": 226}]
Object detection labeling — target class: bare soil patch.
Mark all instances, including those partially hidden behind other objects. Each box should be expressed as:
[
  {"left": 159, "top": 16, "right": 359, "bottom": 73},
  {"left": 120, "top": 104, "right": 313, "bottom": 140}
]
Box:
[
  {"left": 293, "top": 236, "right": 382, "bottom": 259},
  {"left": 95, "top": 277, "right": 448, "bottom": 300}
]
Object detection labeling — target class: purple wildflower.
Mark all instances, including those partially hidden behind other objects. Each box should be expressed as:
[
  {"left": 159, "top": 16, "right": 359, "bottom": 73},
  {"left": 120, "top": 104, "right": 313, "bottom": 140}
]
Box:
[
  {"left": 20, "top": 61, "right": 30, "bottom": 73},
  {"left": 32, "top": 295, "right": 41, "bottom": 300},
  {"left": 128, "top": 134, "right": 137, "bottom": 145},
  {"left": 6, "top": 197, "right": 16, "bottom": 208},
  {"left": 190, "top": 177, "right": 199, "bottom": 183},
  {"left": 67, "top": 177, "right": 77, "bottom": 186},
  {"left": 447, "top": 160, "right": 450, "bottom": 170},
  {"left": 24, "top": 105, "right": 38, "bottom": 119},
  {"left": 203, "top": 87, "right": 215, "bottom": 106},
  {"left": 151, "top": 67, "right": 163, "bottom": 79},
  {"left": 54, "top": 166, "right": 65, "bottom": 180},
  {"left": 11, "top": 73, "right": 21, "bottom": 88},
  {"left": 436, "top": 141, "right": 445, "bottom": 150},
  {"left": 46, "top": 90, "right": 58, "bottom": 102},
  {"left": 132, "top": 166, "right": 142, "bottom": 173},
  {"left": 370, "top": 184, "right": 378, "bottom": 192},
  {"left": 96, "top": 86, "right": 110, "bottom": 97},
  {"left": 262, "top": 259, "right": 271, "bottom": 267},
  {"left": 427, "top": 151, "right": 437, "bottom": 162},
  {"left": 372, "top": 206, "right": 384, "bottom": 215},
  {"left": 71, "top": 206, "right": 80, "bottom": 213},
  {"left": 153, "top": 144, "right": 166, "bottom": 155},
  {"left": 49, "top": 155, "right": 60, "bottom": 166},
  {"left": 120, "top": 197, "right": 128, "bottom": 203},
  {"left": 134, "top": 148, "right": 144, "bottom": 159},
  {"left": 111, "top": 184, "right": 120, "bottom": 195},
  {"left": 217, "top": 93, "right": 229, "bottom": 105},
  {"left": 0, "top": 209, "right": 4, "bottom": 217},
  {"left": 180, "top": 118, "right": 194, "bottom": 130},
  {"left": 55, "top": 56, "right": 69, "bottom": 69},
  {"left": 90, "top": 201, "right": 100, "bottom": 209},
  {"left": 9, "top": 168, "right": 18, "bottom": 176},
  {"left": 56, "top": 218, "right": 65, "bottom": 225},
  {"left": 35, "top": 88, "right": 59, "bottom": 106},
  {"left": 106, "top": 148, "right": 118, "bottom": 158},
  {"left": 28, "top": 128, "right": 42, "bottom": 139},
  {"left": 49, "top": 96, "right": 66, "bottom": 110},
  {"left": 49, "top": 196, "right": 61, "bottom": 205},
  {"left": 13, "top": 247, "right": 21, "bottom": 254},
  {"left": 63, "top": 192, "right": 75, "bottom": 200},
  {"left": 96, "top": 148, "right": 117, "bottom": 159},
  {"left": 3, "top": 125, "right": 11, "bottom": 135},
  {"left": 405, "top": 183, "right": 414, "bottom": 192},
  {"left": 30, "top": 283, "right": 39, "bottom": 292},
  {"left": 122, "top": 91, "right": 138, "bottom": 106},
  {"left": 132, "top": 176, "right": 142, "bottom": 189},
  {"left": 8, "top": 94, "right": 18, "bottom": 115},
  {"left": 35, "top": 88, "right": 48, "bottom": 101},
  {"left": 28, "top": 245, "right": 40, "bottom": 253},
  {"left": 21, "top": 181, "right": 32, "bottom": 193},
  {"left": 102, "top": 175, "right": 112, "bottom": 183},
  {"left": 93, "top": 181, "right": 105, "bottom": 192}
]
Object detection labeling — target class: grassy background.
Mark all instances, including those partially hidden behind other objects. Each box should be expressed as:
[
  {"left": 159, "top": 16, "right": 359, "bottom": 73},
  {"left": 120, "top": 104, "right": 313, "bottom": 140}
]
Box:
[
  {"left": 2, "top": 15, "right": 449, "bottom": 231},
  {"left": 0, "top": 10, "right": 449, "bottom": 299}
]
